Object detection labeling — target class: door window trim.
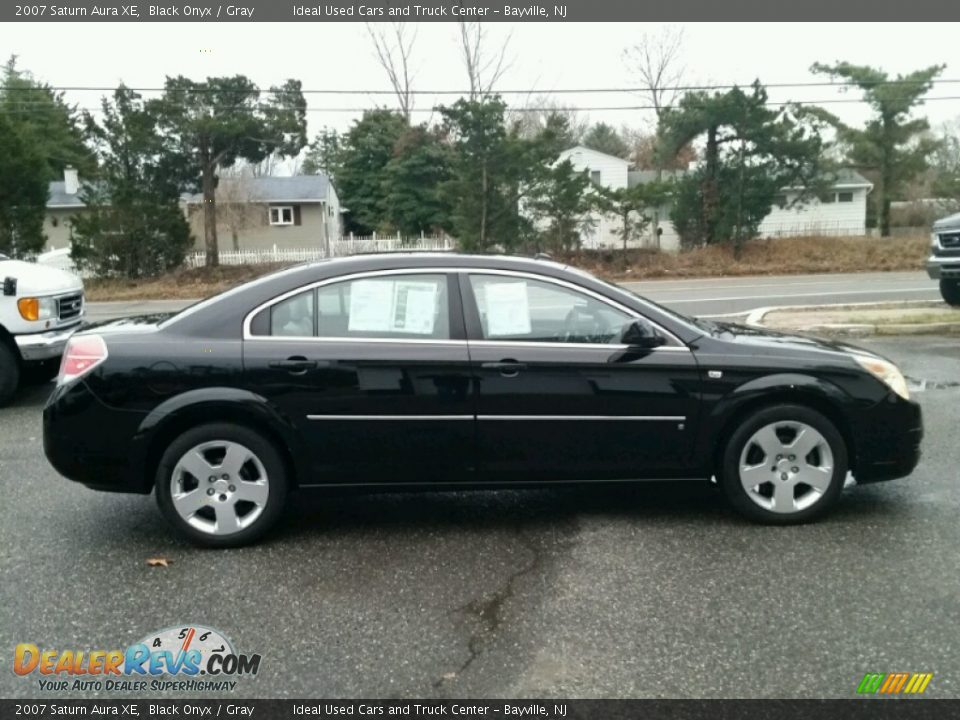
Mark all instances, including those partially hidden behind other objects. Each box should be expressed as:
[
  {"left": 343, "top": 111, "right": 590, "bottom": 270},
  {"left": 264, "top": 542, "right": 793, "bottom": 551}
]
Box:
[
  {"left": 243, "top": 269, "right": 463, "bottom": 343},
  {"left": 241, "top": 266, "right": 688, "bottom": 351},
  {"left": 460, "top": 269, "right": 687, "bottom": 350}
]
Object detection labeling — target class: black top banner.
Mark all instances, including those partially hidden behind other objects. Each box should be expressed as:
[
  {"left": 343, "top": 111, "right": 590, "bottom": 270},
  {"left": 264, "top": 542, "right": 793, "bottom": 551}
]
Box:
[
  {"left": 5, "top": 0, "right": 960, "bottom": 22},
  {"left": 1, "top": 700, "right": 958, "bottom": 719}
]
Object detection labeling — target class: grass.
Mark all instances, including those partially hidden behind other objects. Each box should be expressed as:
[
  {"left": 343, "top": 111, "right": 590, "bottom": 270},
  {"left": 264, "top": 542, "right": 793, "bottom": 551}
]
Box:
[
  {"left": 572, "top": 234, "right": 929, "bottom": 280},
  {"left": 846, "top": 310, "right": 960, "bottom": 325},
  {"left": 84, "top": 263, "right": 288, "bottom": 302},
  {"left": 83, "top": 235, "right": 931, "bottom": 302}
]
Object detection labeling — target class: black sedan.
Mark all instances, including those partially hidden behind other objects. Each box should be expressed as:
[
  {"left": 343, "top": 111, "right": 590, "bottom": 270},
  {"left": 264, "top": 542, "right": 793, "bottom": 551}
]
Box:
[{"left": 43, "top": 254, "right": 923, "bottom": 546}]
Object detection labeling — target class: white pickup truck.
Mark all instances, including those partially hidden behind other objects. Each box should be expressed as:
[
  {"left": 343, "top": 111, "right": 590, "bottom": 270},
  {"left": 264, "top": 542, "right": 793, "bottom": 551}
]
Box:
[{"left": 0, "top": 255, "right": 85, "bottom": 406}]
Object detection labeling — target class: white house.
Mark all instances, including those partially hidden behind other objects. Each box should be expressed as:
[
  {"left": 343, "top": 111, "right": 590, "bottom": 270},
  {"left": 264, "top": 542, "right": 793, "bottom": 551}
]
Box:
[{"left": 557, "top": 145, "right": 874, "bottom": 251}]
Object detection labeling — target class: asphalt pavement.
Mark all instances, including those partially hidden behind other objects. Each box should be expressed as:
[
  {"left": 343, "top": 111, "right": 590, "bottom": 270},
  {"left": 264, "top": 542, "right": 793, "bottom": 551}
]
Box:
[
  {"left": 1, "top": 335, "right": 958, "bottom": 699},
  {"left": 83, "top": 270, "right": 943, "bottom": 323}
]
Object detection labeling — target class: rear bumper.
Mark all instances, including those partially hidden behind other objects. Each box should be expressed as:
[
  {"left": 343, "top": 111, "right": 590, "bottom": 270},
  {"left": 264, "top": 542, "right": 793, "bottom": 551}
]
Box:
[
  {"left": 852, "top": 397, "right": 923, "bottom": 484},
  {"left": 15, "top": 323, "right": 80, "bottom": 362},
  {"left": 43, "top": 379, "right": 150, "bottom": 494},
  {"left": 926, "top": 254, "right": 960, "bottom": 280}
]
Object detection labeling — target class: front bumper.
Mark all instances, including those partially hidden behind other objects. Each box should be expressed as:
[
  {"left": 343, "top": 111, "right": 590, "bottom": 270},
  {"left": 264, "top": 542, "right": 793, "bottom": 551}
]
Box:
[
  {"left": 926, "top": 254, "right": 960, "bottom": 280},
  {"left": 14, "top": 323, "right": 81, "bottom": 362},
  {"left": 852, "top": 397, "right": 923, "bottom": 484}
]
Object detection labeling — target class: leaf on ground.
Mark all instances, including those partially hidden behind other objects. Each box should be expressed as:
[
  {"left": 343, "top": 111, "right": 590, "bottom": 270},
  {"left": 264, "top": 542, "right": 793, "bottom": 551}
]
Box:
[{"left": 146, "top": 557, "right": 172, "bottom": 568}]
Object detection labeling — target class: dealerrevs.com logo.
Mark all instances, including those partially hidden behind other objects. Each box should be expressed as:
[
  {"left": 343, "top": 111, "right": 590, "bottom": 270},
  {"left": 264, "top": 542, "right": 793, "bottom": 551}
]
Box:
[{"left": 13, "top": 625, "right": 262, "bottom": 693}]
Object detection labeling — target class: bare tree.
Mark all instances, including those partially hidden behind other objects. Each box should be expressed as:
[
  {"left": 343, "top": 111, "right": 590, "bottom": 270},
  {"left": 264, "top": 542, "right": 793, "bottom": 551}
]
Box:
[
  {"left": 623, "top": 25, "right": 687, "bottom": 248},
  {"left": 457, "top": 21, "right": 512, "bottom": 100},
  {"left": 366, "top": 22, "right": 417, "bottom": 121},
  {"left": 623, "top": 25, "right": 686, "bottom": 121},
  {"left": 508, "top": 95, "right": 587, "bottom": 144},
  {"left": 216, "top": 168, "right": 258, "bottom": 251}
]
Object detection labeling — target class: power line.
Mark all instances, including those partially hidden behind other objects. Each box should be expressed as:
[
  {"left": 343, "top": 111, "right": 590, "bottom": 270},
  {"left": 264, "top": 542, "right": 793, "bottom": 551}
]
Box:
[
  {"left": 2, "top": 78, "right": 960, "bottom": 96},
  {"left": 5, "top": 95, "right": 960, "bottom": 115}
]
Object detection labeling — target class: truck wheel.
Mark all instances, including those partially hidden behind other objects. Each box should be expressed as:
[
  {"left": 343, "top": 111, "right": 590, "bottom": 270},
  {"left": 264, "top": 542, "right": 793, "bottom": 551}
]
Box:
[
  {"left": 941, "top": 279, "right": 960, "bottom": 307},
  {"left": 23, "top": 358, "right": 60, "bottom": 385},
  {"left": 0, "top": 342, "right": 21, "bottom": 407}
]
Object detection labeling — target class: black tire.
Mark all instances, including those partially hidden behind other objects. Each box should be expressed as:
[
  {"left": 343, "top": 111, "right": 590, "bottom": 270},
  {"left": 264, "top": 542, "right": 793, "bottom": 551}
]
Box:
[
  {"left": 719, "top": 404, "right": 848, "bottom": 525},
  {"left": 155, "top": 423, "right": 289, "bottom": 548},
  {"left": 0, "top": 341, "right": 21, "bottom": 407},
  {"left": 23, "top": 358, "right": 60, "bottom": 385},
  {"left": 940, "top": 279, "right": 960, "bottom": 307}
]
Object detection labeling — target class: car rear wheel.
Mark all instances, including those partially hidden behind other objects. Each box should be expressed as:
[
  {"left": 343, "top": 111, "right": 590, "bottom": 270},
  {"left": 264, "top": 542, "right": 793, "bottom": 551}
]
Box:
[
  {"left": 720, "top": 405, "right": 848, "bottom": 524},
  {"left": 940, "top": 279, "right": 960, "bottom": 307},
  {"left": 155, "top": 423, "right": 288, "bottom": 547}
]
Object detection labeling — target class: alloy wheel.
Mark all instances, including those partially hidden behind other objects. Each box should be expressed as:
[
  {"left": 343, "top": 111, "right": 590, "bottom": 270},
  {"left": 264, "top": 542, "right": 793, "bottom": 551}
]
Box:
[
  {"left": 169, "top": 440, "right": 270, "bottom": 535},
  {"left": 738, "top": 420, "right": 835, "bottom": 514}
]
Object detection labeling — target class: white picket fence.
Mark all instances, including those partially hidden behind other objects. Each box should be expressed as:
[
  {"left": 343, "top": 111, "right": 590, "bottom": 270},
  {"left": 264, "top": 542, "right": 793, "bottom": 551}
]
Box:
[{"left": 184, "top": 234, "right": 456, "bottom": 268}]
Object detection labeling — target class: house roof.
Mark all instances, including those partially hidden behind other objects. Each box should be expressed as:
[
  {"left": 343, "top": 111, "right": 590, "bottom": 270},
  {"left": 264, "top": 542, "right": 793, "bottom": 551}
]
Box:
[
  {"left": 829, "top": 168, "right": 872, "bottom": 188},
  {"left": 47, "top": 181, "right": 87, "bottom": 209},
  {"left": 181, "top": 174, "right": 332, "bottom": 204},
  {"left": 560, "top": 145, "right": 631, "bottom": 165}
]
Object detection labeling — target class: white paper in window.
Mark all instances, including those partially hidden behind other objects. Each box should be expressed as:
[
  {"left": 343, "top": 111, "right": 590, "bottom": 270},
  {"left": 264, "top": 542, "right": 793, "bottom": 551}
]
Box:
[
  {"left": 483, "top": 281, "right": 531, "bottom": 337},
  {"left": 348, "top": 279, "right": 395, "bottom": 332},
  {"left": 392, "top": 281, "right": 438, "bottom": 335}
]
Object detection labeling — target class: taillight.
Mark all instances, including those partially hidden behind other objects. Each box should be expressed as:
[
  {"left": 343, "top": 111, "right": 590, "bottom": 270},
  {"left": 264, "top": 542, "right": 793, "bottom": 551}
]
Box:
[{"left": 58, "top": 334, "right": 108, "bottom": 385}]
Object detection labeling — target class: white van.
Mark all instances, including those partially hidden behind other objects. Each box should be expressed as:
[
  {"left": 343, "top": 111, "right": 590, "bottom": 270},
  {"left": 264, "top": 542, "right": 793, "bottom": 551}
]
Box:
[{"left": 0, "top": 257, "right": 85, "bottom": 405}]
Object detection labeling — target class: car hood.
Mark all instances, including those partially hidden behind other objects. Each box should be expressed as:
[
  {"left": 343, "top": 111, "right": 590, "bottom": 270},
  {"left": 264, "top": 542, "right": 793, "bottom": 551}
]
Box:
[
  {"left": 711, "top": 321, "right": 884, "bottom": 361},
  {"left": 0, "top": 259, "right": 83, "bottom": 296}
]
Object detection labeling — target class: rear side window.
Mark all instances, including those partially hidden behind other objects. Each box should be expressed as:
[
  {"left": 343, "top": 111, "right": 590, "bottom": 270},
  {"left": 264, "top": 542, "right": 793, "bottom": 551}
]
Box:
[
  {"left": 250, "top": 274, "right": 451, "bottom": 340},
  {"left": 270, "top": 290, "right": 314, "bottom": 337}
]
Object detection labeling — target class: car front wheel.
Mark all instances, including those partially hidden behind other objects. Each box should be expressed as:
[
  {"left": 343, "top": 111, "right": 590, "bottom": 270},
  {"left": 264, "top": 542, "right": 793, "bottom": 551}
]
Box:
[
  {"left": 720, "top": 405, "right": 848, "bottom": 524},
  {"left": 155, "top": 423, "right": 288, "bottom": 547},
  {"left": 940, "top": 279, "right": 960, "bottom": 307}
]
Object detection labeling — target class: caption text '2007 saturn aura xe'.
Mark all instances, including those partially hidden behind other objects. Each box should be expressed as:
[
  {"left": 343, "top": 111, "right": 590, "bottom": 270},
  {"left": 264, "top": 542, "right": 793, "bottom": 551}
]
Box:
[{"left": 43, "top": 254, "right": 922, "bottom": 547}]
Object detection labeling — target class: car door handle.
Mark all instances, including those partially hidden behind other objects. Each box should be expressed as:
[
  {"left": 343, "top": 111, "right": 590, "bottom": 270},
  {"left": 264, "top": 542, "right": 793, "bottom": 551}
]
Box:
[
  {"left": 269, "top": 357, "right": 320, "bottom": 373},
  {"left": 482, "top": 360, "right": 527, "bottom": 377}
]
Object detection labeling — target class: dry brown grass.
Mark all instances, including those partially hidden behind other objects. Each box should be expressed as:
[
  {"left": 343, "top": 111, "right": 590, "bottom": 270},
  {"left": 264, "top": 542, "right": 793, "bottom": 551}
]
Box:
[
  {"left": 572, "top": 235, "right": 930, "bottom": 280},
  {"left": 84, "top": 263, "right": 289, "bottom": 302},
  {"left": 84, "top": 235, "right": 930, "bottom": 302}
]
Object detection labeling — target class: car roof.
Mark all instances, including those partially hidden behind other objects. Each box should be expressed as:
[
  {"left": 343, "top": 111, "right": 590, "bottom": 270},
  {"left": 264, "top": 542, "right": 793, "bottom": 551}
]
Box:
[{"left": 163, "top": 252, "right": 704, "bottom": 344}]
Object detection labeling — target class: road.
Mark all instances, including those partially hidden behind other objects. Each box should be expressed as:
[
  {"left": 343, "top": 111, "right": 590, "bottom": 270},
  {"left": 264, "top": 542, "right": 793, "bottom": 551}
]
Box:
[
  {"left": 1, "top": 336, "right": 958, "bottom": 699},
  {"left": 83, "top": 270, "right": 941, "bottom": 323}
]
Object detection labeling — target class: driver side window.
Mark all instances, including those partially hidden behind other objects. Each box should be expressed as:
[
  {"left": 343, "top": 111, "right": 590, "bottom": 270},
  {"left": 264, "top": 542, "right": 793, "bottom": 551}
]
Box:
[{"left": 468, "top": 274, "right": 633, "bottom": 344}]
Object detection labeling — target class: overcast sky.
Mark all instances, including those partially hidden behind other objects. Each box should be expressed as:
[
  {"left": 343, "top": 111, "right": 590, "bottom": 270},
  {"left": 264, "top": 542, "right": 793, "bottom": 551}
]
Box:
[{"left": 3, "top": 22, "right": 959, "bottom": 154}]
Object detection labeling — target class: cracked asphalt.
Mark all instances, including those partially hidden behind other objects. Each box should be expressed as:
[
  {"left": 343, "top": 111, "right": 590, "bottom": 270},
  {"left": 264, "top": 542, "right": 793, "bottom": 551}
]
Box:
[{"left": 1, "top": 336, "right": 958, "bottom": 699}]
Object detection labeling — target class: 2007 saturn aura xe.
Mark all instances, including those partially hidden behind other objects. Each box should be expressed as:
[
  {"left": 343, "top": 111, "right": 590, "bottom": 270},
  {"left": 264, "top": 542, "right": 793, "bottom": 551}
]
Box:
[{"left": 43, "top": 254, "right": 923, "bottom": 546}]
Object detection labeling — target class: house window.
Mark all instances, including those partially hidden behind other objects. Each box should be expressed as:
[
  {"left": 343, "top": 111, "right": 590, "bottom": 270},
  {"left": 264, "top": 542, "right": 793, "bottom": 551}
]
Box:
[
  {"left": 837, "top": 191, "right": 854, "bottom": 203},
  {"left": 819, "top": 192, "right": 836, "bottom": 204},
  {"left": 269, "top": 206, "right": 295, "bottom": 226},
  {"left": 590, "top": 170, "right": 602, "bottom": 186},
  {"left": 773, "top": 195, "right": 787, "bottom": 209}
]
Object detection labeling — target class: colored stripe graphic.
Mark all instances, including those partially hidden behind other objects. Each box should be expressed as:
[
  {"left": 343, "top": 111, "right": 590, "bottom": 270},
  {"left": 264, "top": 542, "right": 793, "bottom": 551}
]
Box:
[{"left": 858, "top": 672, "right": 933, "bottom": 695}]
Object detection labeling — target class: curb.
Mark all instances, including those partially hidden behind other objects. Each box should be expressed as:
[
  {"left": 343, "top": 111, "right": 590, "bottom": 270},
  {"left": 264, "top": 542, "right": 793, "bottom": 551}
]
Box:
[{"left": 746, "top": 300, "right": 960, "bottom": 336}]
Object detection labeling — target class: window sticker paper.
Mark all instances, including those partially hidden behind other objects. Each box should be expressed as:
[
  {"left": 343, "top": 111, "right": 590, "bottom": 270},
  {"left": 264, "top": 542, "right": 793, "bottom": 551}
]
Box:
[{"left": 484, "top": 281, "right": 532, "bottom": 337}]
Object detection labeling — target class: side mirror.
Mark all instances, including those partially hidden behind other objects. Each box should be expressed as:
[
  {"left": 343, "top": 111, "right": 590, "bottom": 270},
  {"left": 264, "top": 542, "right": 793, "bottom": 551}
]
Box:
[{"left": 621, "top": 318, "right": 666, "bottom": 349}]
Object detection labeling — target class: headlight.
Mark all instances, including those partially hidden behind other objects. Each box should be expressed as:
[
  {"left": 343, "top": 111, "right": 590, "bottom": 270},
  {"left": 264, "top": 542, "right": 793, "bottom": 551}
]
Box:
[
  {"left": 17, "top": 296, "right": 57, "bottom": 322},
  {"left": 854, "top": 355, "right": 910, "bottom": 400}
]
